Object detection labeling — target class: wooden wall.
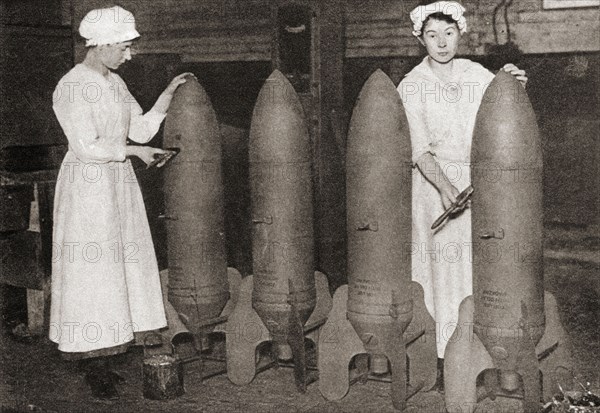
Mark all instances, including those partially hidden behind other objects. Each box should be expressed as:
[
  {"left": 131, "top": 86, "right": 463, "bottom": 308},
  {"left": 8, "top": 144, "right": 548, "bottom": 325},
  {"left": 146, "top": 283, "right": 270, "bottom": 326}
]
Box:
[
  {"left": 71, "top": 0, "right": 599, "bottom": 62},
  {"left": 0, "top": 26, "right": 72, "bottom": 149},
  {"left": 71, "top": 0, "right": 272, "bottom": 63},
  {"left": 1, "top": 0, "right": 73, "bottom": 149},
  {"left": 0, "top": 0, "right": 69, "bottom": 27},
  {"left": 345, "top": 0, "right": 600, "bottom": 56}
]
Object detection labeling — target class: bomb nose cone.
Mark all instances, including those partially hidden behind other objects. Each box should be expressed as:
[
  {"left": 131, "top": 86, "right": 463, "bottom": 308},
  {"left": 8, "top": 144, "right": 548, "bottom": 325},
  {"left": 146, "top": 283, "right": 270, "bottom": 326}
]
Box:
[
  {"left": 358, "top": 69, "right": 396, "bottom": 99},
  {"left": 172, "top": 76, "right": 206, "bottom": 104},
  {"left": 164, "top": 76, "right": 219, "bottom": 160},
  {"left": 472, "top": 70, "right": 541, "bottom": 167},
  {"left": 250, "top": 70, "right": 309, "bottom": 163},
  {"left": 347, "top": 69, "right": 411, "bottom": 158},
  {"left": 166, "top": 76, "right": 210, "bottom": 122},
  {"left": 261, "top": 69, "right": 294, "bottom": 101}
]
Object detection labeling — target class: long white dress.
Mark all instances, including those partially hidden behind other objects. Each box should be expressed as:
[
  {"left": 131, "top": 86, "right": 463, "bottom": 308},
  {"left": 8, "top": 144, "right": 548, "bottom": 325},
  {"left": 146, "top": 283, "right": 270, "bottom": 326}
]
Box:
[
  {"left": 50, "top": 63, "right": 167, "bottom": 354},
  {"left": 398, "top": 57, "right": 494, "bottom": 358}
]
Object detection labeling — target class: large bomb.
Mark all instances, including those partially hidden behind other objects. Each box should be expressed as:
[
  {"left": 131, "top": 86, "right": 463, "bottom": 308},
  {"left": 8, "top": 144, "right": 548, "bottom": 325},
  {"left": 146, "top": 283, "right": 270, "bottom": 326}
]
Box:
[
  {"left": 250, "top": 69, "right": 315, "bottom": 358},
  {"left": 472, "top": 70, "right": 544, "bottom": 385},
  {"left": 444, "top": 71, "right": 572, "bottom": 413},
  {"left": 163, "top": 77, "right": 229, "bottom": 336},
  {"left": 318, "top": 70, "right": 437, "bottom": 411},
  {"left": 226, "top": 70, "right": 330, "bottom": 392}
]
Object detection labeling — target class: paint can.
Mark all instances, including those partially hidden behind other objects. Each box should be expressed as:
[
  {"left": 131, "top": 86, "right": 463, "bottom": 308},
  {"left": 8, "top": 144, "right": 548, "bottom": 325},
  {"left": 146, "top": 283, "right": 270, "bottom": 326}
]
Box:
[{"left": 142, "top": 334, "right": 185, "bottom": 400}]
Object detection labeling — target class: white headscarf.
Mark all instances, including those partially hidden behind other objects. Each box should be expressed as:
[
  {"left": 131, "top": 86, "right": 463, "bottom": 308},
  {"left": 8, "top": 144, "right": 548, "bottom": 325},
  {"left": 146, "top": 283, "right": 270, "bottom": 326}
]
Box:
[
  {"left": 410, "top": 1, "right": 467, "bottom": 37},
  {"left": 79, "top": 6, "right": 140, "bottom": 47}
]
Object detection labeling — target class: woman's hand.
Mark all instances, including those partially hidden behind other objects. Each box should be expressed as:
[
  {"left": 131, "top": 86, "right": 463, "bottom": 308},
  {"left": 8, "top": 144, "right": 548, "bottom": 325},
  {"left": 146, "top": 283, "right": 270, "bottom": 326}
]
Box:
[
  {"left": 439, "top": 183, "right": 460, "bottom": 211},
  {"left": 502, "top": 63, "right": 528, "bottom": 88},
  {"left": 163, "top": 72, "right": 196, "bottom": 96},
  {"left": 153, "top": 72, "right": 197, "bottom": 114},
  {"left": 415, "top": 153, "right": 463, "bottom": 210},
  {"left": 126, "top": 145, "right": 168, "bottom": 166}
]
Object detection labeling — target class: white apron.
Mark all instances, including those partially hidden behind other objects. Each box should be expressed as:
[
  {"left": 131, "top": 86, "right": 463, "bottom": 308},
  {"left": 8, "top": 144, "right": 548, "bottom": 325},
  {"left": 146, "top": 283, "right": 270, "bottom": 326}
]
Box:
[
  {"left": 50, "top": 64, "right": 167, "bottom": 353},
  {"left": 398, "top": 57, "right": 495, "bottom": 357}
]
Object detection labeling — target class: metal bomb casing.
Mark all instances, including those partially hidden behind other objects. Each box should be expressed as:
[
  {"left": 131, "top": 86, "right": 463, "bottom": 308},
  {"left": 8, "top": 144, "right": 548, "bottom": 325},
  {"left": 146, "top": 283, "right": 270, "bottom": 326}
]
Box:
[
  {"left": 319, "top": 70, "right": 436, "bottom": 408},
  {"left": 249, "top": 70, "right": 315, "bottom": 358},
  {"left": 163, "top": 77, "right": 229, "bottom": 334},
  {"left": 346, "top": 69, "right": 413, "bottom": 373},
  {"left": 471, "top": 70, "right": 544, "bottom": 382},
  {"left": 444, "top": 70, "right": 571, "bottom": 413}
]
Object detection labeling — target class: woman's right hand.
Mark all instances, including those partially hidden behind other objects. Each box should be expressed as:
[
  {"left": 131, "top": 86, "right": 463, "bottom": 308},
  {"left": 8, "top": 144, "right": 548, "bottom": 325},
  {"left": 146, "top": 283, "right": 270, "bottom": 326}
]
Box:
[
  {"left": 439, "top": 184, "right": 460, "bottom": 210},
  {"left": 126, "top": 145, "right": 168, "bottom": 166},
  {"left": 163, "top": 72, "right": 196, "bottom": 96},
  {"left": 415, "top": 153, "right": 462, "bottom": 210},
  {"left": 153, "top": 73, "right": 197, "bottom": 114}
]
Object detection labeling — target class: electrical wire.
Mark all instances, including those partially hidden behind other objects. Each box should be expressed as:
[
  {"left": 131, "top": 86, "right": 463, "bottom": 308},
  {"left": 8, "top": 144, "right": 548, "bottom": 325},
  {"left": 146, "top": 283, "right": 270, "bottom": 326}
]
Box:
[
  {"left": 504, "top": 0, "right": 514, "bottom": 42},
  {"left": 492, "top": 0, "right": 507, "bottom": 45},
  {"left": 493, "top": 0, "right": 514, "bottom": 45}
]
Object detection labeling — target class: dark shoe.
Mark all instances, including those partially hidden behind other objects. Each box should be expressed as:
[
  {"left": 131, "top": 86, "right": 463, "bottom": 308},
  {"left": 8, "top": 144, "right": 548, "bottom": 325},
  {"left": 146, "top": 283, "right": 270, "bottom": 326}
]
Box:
[
  {"left": 10, "top": 323, "right": 34, "bottom": 344},
  {"left": 85, "top": 370, "right": 119, "bottom": 400}
]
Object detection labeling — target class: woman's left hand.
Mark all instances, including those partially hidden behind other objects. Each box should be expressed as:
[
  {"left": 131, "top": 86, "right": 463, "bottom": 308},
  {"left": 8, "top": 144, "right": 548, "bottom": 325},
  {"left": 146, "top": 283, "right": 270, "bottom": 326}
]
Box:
[{"left": 502, "top": 63, "right": 528, "bottom": 88}]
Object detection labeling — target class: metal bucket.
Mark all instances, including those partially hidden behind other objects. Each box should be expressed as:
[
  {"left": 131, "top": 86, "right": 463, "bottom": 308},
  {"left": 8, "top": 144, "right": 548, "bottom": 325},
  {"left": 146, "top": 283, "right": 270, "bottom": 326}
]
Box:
[
  {"left": 142, "top": 354, "right": 185, "bottom": 400},
  {"left": 142, "top": 334, "right": 185, "bottom": 400}
]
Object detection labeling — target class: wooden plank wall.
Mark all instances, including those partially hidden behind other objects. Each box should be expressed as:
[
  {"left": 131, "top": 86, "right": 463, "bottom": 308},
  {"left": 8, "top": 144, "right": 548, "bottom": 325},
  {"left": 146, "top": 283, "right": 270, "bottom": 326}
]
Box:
[
  {"left": 72, "top": 0, "right": 599, "bottom": 62},
  {"left": 0, "top": 26, "right": 73, "bottom": 148},
  {"left": 345, "top": 0, "right": 420, "bottom": 57},
  {"left": 72, "top": 0, "right": 272, "bottom": 62},
  {"left": 72, "top": 0, "right": 419, "bottom": 60},
  {"left": 344, "top": 0, "right": 600, "bottom": 57},
  {"left": 135, "top": 1, "right": 272, "bottom": 62}
]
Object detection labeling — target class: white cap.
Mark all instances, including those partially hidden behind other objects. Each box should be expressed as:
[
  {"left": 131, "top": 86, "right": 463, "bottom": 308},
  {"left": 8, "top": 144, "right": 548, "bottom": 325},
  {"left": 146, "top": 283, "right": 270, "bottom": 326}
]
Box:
[
  {"left": 410, "top": 1, "right": 467, "bottom": 37},
  {"left": 79, "top": 6, "right": 140, "bottom": 47}
]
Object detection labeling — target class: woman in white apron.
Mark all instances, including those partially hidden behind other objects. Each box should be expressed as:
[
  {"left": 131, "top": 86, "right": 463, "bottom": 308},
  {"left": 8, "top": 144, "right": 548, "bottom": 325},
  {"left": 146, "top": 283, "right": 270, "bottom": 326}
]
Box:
[
  {"left": 51, "top": 5, "right": 192, "bottom": 399},
  {"left": 397, "top": 1, "right": 528, "bottom": 391}
]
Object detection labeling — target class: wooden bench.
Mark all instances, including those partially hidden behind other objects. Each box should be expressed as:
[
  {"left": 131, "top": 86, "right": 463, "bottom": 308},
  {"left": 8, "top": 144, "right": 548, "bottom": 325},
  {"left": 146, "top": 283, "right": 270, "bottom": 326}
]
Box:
[{"left": 1, "top": 144, "right": 65, "bottom": 335}]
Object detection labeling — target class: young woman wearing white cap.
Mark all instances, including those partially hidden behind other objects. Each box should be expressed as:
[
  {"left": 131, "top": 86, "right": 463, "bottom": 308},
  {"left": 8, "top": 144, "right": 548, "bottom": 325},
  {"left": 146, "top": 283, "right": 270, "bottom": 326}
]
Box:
[
  {"left": 397, "top": 1, "right": 527, "bottom": 391},
  {"left": 50, "top": 5, "right": 193, "bottom": 399}
]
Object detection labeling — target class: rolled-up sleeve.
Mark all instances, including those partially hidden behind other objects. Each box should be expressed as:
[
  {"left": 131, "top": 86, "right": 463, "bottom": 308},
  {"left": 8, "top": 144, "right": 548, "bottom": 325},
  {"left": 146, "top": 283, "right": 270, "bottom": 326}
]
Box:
[
  {"left": 128, "top": 101, "right": 166, "bottom": 144},
  {"left": 119, "top": 77, "right": 166, "bottom": 144},
  {"left": 52, "top": 81, "right": 126, "bottom": 163},
  {"left": 398, "top": 79, "right": 433, "bottom": 165}
]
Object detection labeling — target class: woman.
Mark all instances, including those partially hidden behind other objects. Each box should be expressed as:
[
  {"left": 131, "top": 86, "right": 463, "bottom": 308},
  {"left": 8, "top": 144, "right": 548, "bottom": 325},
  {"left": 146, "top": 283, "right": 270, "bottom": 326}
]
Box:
[
  {"left": 50, "top": 5, "right": 192, "bottom": 399},
  {"left": 397, "top": 1, "right": 527, "bottom": 390}
]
